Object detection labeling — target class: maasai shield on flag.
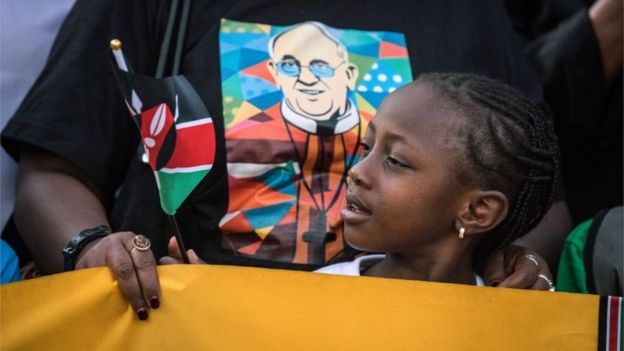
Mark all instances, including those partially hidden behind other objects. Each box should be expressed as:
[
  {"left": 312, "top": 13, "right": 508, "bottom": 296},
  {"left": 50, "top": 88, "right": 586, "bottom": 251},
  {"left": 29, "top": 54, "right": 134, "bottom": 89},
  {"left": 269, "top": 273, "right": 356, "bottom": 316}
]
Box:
[{"left": 112, "top": 65, "right": 216, "bottom": 215}]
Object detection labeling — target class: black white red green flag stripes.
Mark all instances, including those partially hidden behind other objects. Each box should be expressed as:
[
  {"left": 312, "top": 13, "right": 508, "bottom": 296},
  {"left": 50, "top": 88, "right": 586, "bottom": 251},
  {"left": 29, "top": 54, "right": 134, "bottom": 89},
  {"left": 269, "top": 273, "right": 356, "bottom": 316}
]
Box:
[
  {"left": 110, "top": 51, "right": 216, "bottom": 215},
  {"left": 600, "top": 296, "right": 623, "bottom": 351}
]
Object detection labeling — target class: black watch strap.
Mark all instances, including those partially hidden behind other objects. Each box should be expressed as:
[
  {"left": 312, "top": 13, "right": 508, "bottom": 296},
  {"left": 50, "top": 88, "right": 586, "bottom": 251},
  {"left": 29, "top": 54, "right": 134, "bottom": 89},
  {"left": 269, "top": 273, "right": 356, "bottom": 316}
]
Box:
[{"left": 62, "top": 225, "right": 111, "bottom": 271}]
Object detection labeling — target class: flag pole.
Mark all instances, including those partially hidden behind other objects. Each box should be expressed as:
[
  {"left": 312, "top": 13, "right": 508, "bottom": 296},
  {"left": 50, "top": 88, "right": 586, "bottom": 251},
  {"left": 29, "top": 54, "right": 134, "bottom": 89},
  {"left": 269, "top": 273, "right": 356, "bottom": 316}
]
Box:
[
  {"left": 168, "top": 215, "right": 190, "bottom": 263},
  {"left": 109, "top": 39, "right": 129, "bottom": 72},
  {"left": 110, "top": 39, "right": 190, "bottom": 264},
  {"left": 159, "top": 0, "right": 191, "bottom": 264}
]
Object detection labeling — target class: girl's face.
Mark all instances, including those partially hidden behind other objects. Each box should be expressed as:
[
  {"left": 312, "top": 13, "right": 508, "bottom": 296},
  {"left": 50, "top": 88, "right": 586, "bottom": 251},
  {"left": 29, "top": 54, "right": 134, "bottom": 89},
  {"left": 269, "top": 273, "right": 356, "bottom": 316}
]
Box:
[{"left": 342, "top": 83, "right": 469, "bottom": 255}]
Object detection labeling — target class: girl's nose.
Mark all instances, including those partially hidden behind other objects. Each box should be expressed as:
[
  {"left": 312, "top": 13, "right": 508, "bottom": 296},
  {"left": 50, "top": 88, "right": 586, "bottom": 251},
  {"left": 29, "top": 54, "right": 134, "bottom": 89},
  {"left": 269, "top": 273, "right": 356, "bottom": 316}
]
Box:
[
  {"left": 348, "top": 160, "right": 371, "bottom": 189},
  {"left": 348, "top": 168, "right": 361, "bottom": 185}
]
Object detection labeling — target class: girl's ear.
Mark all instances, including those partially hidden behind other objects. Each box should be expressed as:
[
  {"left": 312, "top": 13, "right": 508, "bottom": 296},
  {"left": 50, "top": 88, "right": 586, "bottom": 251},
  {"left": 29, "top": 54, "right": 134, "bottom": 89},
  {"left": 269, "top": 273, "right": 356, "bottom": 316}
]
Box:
[{"left": 456, "top": 190, "right": 508, "bottom": 236}]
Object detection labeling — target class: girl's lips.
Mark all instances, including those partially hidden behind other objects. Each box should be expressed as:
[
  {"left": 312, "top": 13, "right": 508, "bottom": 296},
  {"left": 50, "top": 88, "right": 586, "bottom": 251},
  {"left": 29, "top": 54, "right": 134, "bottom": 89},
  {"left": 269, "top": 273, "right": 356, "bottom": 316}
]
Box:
[{"left": 341, "top": 193, "right": 371, "bottom": 224}]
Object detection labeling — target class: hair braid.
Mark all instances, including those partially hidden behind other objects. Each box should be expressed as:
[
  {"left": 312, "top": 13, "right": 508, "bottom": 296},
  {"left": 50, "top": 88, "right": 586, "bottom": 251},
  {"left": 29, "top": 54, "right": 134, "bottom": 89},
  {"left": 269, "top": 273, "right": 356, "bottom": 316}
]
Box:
[{"left": 416, "top": 73, "right": 561, "bottom": 270}]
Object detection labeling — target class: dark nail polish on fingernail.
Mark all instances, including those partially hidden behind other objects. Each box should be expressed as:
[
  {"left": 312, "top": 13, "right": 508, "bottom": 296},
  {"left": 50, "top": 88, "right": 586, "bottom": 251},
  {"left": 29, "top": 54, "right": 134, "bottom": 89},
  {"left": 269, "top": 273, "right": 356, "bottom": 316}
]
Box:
[
  {"left": 490, "top": 281, "right": 500, "bottom": 287},
  {"left": 149, "top": 296, "right": 160, "bottom": 309},
  {"left": 137, "top": 308, "right": 149, "bottom": 321}
]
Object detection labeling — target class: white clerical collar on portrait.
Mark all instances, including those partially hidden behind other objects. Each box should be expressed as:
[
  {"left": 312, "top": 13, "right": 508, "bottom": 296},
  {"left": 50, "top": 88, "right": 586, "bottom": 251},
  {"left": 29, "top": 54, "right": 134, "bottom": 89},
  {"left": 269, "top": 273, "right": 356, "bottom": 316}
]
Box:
[{"left": 281, "top": 99, "right": 360, "bottom": 135}]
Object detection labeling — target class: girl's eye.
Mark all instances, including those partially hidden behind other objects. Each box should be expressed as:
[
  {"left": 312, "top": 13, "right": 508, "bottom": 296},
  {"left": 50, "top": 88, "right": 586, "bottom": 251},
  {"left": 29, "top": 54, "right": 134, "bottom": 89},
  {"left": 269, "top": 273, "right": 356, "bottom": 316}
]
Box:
[{"left": 386, "top": 156, "right": 407, "bottom": 168}]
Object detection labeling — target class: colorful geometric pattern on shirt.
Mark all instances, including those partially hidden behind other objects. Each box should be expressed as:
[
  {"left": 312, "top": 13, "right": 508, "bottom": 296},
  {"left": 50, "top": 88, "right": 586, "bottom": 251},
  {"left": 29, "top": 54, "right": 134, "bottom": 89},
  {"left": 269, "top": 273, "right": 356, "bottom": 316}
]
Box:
[
  {"left": 221, "top": 112, "right": 358, "bottom": 264},
  {"left": 219, "top": 19, "right": 412, "bottom": 264}
]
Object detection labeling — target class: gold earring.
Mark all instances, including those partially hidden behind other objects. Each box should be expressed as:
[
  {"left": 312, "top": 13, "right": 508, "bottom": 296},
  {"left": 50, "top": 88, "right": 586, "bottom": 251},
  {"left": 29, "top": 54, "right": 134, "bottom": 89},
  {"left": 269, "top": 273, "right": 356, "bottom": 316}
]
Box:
[{"left": 458, "top": 227, "right": 465, "bottom": 239}]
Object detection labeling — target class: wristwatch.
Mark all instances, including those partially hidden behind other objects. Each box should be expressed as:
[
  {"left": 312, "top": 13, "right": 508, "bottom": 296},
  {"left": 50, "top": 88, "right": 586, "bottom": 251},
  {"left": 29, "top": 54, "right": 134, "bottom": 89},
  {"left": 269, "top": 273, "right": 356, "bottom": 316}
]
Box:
[{"left": 62, "top": 225, "right": 111, "bottom": 271}]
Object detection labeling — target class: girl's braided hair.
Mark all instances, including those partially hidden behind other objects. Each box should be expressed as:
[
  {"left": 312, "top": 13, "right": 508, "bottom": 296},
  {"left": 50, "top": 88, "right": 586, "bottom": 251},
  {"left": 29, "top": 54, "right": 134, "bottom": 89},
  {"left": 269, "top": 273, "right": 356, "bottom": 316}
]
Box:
[{"left": 417, "top": 73, "right": 561, "bottom": 271}]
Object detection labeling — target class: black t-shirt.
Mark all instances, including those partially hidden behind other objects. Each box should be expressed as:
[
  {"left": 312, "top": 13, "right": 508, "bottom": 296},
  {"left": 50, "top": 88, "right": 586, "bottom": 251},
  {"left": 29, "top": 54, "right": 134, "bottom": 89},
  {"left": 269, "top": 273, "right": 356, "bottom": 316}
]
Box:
[{"left": 2, "top": 0, "right": 542, "bottom": 270}]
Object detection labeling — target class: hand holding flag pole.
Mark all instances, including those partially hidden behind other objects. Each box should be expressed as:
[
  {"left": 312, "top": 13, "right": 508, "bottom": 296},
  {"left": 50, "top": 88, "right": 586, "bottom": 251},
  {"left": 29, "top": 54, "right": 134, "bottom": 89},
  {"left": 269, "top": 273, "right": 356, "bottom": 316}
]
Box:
[
  {"left": 110, "top": 39, "right": 217, "bottom": 264},
  {"left": 110, "top": 39, "right": 189, "bottom": 263}
]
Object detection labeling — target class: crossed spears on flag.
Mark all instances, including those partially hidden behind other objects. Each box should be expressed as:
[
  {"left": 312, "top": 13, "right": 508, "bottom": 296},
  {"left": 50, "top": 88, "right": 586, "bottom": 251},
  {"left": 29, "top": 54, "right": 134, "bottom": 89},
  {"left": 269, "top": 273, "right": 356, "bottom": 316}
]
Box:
[{"left": 110, "top": 39, "right": 217, "bottom": 263}]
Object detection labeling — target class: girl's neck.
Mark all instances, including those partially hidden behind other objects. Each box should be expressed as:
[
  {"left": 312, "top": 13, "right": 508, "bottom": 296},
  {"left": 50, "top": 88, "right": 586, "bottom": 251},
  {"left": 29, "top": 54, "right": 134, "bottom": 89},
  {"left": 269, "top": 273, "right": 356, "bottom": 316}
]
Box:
[{"left": 363, "top": 250, "right": 477, "bottom": 285}]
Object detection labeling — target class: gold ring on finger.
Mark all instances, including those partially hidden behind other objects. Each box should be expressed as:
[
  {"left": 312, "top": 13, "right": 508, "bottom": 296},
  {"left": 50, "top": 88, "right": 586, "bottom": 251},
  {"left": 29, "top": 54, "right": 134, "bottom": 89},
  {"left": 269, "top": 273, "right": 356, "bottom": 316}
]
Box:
[{"left": 132, "top": 235, "right": 151, "bottom": 252}]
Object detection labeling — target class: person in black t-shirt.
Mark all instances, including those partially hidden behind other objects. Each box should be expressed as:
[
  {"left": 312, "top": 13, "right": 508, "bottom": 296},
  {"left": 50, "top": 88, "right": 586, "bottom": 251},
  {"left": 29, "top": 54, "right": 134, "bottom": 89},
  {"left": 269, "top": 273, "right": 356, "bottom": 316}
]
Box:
[{"left": 2, "top": 0, "right": 570, "bottom": 320}]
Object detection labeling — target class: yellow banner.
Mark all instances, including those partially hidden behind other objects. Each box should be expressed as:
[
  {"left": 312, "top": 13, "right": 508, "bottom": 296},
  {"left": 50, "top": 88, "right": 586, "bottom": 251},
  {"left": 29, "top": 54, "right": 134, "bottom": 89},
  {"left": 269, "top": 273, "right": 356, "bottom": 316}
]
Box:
[{"left": 1, "top": 265, "right": 598, "bottom": 350}]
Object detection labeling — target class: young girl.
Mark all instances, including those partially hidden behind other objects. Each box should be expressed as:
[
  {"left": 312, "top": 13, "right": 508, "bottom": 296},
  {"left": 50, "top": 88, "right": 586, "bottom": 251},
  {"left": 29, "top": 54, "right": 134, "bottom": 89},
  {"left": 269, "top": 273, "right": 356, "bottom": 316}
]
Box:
[
  {"left": 165, "top": 73, "right": 559, "bottom": 287},
  {"left": 315, "top": 73, "right": 560, "bottom": 286}
]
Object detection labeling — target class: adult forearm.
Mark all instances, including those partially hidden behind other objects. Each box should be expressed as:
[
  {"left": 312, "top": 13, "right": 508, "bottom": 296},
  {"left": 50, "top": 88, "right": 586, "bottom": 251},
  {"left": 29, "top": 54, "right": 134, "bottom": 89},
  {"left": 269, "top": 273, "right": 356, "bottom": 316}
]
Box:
[
  {"left": 15, "top": 148, "right": 163, "bottom": 320},
  {"left": 14, "top": 148, "right": 109, "bottom": 274},
  {"left": 514, "top": 200, "right": 573, "bottom": 273},
  {"left": 589, "top": 0, "right": 623, "bottom": 80}
]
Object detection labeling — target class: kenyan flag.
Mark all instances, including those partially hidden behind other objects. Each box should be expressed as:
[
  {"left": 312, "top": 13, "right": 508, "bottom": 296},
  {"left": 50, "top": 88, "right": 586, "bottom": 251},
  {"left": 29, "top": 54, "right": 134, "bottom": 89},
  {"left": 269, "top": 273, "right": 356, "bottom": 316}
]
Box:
[
  {"left": 154, "top": 117, "right": 216, "bottom": 215},
  {"left": 112, "top": 64, "right": 216, "bottom": 215}
]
